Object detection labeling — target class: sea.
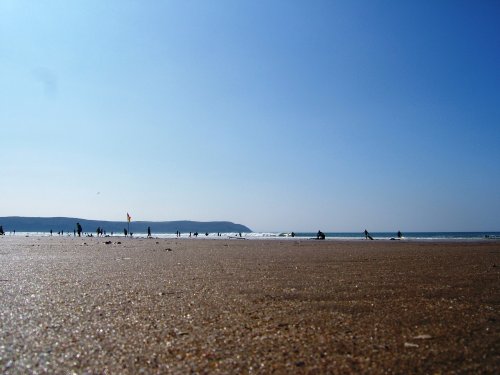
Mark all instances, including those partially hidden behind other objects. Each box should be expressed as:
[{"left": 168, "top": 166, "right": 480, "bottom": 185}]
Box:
[{"left": 5, "top": 231, "right": 500, "bottom": 241}]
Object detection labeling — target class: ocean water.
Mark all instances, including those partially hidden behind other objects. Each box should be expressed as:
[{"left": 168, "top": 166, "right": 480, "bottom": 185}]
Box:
[
  {"left": 245, "top": 231, "right": 500, "bottom": 241},
  {"left": 275, "top": 232, "right": 500, "bottom": 241},
  {"left": 6, "top": 231, "right": 500, "bottom": 241}
]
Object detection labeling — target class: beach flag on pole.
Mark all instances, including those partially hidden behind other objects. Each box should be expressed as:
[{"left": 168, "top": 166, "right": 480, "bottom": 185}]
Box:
[{"left": 127, "top": 213, "right": 131, "bottom": 223}]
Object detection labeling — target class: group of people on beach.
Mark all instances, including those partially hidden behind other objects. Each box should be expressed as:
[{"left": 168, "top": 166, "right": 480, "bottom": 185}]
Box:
[
  {"left": 364, "top": 229, "right": 403, "bottom": 240},
  {"left": 313, "top": 230, "right": 403, "bottom": 240},
  {"left": 0, "top": 222, "right": 404, "bottom": 240}
]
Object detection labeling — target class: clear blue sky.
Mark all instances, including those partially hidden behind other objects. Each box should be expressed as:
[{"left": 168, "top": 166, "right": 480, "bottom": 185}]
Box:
[{"left": 1, "top": 1, "right": 499, "bottom": 232}]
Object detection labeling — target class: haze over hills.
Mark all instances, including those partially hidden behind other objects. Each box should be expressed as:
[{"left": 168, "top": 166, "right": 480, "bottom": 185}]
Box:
[{"left": 0, "top": 217, "right": 251, "bottom": 234}]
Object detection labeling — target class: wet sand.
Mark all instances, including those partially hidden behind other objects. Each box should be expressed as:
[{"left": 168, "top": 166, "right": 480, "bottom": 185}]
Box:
[{"left": 0, "top": 236, "right": 499, "bottom": 373}]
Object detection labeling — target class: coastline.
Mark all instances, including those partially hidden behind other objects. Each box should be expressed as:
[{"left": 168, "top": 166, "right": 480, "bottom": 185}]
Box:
[
  {"left": 2, "top": 230, "right": 500, "bottom": 242},
  {"left": 1, "top": 236, "right": 498, "bottom": 373}
]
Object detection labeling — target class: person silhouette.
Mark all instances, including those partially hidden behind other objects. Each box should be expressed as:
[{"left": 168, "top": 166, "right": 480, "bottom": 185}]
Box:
[
  {"left": 364, "top": 230, "right": 374, "bottom": 240},
  {"left": 317, "top": 230, "right": 325, "bottom": 240},
  {"left": 76, "top": 223, "right": 82, "bottom": 237}
]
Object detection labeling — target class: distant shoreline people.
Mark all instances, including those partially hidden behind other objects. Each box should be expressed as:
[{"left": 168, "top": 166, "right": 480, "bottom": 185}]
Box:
[
  {"left": 316, "top": 230, "right": 325, "bottom": 240},
  {"left": 364, "top": 229, "right": 374, "bottom": 240},
  {"left": 76, "top": 223, "right": 82, "bottom": 237},
  {"left": 397, "top": 230, "right": 402, "bottom": 239},
  {"left": 147, "top": 226, "right": 152, "bottom": 238},
  {"left": 0, "top": 226, "right": 4, "bottom": 235}
]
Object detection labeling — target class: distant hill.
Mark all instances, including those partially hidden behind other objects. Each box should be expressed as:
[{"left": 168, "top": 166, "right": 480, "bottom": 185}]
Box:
[{"left": 0, "top": 217, "right": 252, "bottom": 234}]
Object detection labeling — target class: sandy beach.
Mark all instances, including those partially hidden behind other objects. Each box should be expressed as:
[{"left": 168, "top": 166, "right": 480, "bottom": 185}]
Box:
[{"left": 0, "top": 236, "right": 498, "bottom": 373}]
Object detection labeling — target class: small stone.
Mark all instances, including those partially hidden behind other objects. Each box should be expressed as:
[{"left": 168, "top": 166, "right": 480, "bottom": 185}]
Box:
[
  {"left": 413, "top": 334, "right": 432, "bottom": 340},
  {"left": 404, "top": 342, "right": 419, "bottom": 348}
]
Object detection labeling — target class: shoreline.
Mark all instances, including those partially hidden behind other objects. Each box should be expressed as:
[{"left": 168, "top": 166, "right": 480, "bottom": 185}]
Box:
[
  {"left": 1, "top": 237, "right": 499, "bottom": 373},
  {"left": 2, "top": 232, "right": 500, "bottom": 243}
]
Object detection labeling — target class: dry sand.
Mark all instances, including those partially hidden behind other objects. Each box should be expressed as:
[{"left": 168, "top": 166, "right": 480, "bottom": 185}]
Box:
[{"left": 0, "top": 236, "right": 498, "bottom": 374}]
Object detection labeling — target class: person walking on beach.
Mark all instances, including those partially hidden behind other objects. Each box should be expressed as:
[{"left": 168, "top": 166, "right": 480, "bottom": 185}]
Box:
[
  {"left": 397, "top": 230, "right": 402, "bottom": 239},
  {"left": 76, "top": 223, "right": 82, "bottom": 237},
  {"left": 147, "top": 226, "right": 151, "bottom": 238},
  {"left": 364, "top": 229, "right": 374, "bottom": 240}
]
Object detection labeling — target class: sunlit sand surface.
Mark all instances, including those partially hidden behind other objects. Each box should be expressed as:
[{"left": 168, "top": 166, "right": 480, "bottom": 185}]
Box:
[{"left": 1, "top": 236, "right": 498, "bottom": 373}]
